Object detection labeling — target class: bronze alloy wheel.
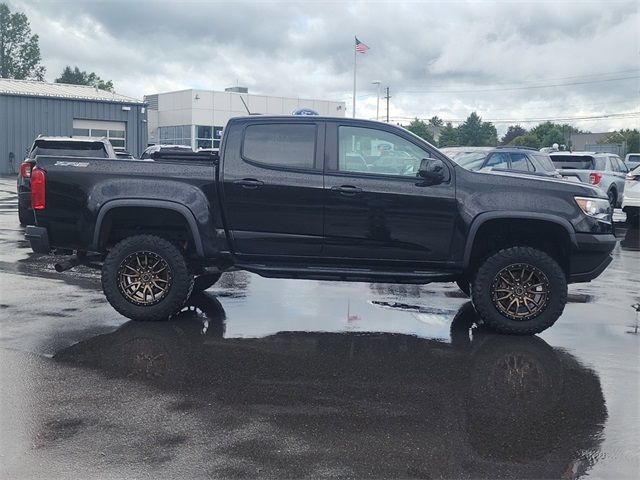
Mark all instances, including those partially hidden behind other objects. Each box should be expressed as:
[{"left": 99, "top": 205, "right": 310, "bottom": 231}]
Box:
[
  {"left": 490, "top": 263, "right": 550, "bottom": 321},
  {"left": 117, "top": 251, "right": 172, "bottom": 306}
]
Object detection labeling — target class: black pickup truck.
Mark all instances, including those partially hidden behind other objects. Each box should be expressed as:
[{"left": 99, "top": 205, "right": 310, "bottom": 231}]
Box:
[{"left": 26, "top": 116, "right": 616, "bottom": 334}]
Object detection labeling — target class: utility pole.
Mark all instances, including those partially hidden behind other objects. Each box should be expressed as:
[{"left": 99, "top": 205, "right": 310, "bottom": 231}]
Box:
[
  {"left": 384, "top": 87, "right": 391, "bottom": 123},
  {"left": 372, "top": 80, "right": 381, "bottom": 121}
]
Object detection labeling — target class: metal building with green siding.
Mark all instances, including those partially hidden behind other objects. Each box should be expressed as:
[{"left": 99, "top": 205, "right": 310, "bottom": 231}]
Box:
[{"left": 0, "top": 79, "right": 147, "bottom": 174}]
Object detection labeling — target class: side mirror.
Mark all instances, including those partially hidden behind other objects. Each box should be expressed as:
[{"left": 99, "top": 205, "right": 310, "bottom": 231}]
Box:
[{"left": 418, "top": 158, "right": 446, "bottom": 185}]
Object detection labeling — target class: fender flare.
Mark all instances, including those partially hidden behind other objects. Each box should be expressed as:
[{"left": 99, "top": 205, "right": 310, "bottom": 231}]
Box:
[
  {"left": 462, "top": 211, "right": 577, "bottom": 268},
  {"left": 92, "top": 199, "right": 205, "bottom": 257}
]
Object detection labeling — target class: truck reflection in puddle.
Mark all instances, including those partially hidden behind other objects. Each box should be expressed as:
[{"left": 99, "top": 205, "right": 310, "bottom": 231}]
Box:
[{"left": 54, "top": 293, "right": 607, "bottom": 479}]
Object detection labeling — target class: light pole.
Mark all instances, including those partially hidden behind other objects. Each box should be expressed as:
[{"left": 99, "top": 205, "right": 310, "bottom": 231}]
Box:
[{"left": 372, "top": 80, "right": 381, "bottom": 121}]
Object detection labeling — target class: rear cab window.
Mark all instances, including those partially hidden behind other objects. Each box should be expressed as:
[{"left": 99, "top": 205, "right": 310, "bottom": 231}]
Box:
[
  {"left": 30, "top": 140, "right": 108, "bottom": 159},
  {"left": 242, "top": 123, "right": 317, "bottom": 169}
]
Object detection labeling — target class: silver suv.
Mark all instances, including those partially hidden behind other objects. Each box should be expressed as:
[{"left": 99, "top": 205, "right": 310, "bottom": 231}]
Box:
[{"left": 550, "top": 152, "right": 629, "bottom": 207}]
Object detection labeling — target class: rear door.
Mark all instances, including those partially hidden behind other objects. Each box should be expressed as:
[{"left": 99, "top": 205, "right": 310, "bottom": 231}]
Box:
[
  {"left": 323, "top": 122, "right": 457, "bottom": 265},
  {"left": 220, "top": 119, "right": 325, "bottom": 258},
  {"left": 610, "top": 156, "right": 628, "bottom": 197}
]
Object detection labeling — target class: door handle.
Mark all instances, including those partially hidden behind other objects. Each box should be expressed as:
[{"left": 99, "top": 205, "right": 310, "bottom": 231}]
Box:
[
  {"left": 331, "top": 185, "right": 362, "bottom": 195},
  {"left": 234, "top": 178, "right": 264, "bottom": 189}
]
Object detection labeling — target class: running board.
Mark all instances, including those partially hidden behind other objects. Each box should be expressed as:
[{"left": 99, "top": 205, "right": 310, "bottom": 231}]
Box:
[{"left": 234, "top": 263, "right": 459, "bottom": 284}]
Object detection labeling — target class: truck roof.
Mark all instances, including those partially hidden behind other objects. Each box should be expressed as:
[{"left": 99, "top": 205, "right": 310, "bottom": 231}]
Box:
[{"left": 35, "top": 136, "right": 110, "bottom": 143}]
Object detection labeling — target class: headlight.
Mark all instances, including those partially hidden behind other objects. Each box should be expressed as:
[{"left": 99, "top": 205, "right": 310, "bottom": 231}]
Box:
[{"left": 574, "top": 196, "right": 611, "bottom": 222}]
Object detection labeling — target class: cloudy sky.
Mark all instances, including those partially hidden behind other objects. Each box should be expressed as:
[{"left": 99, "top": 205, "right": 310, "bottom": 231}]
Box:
[{"left": 10, "top": 0, "right": 640, "bottom": 134}]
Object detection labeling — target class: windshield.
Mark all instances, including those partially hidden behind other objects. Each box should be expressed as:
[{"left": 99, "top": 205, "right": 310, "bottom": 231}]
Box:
[
  {"left": 449, "top": 151, "right": 487, "bottom": 171},
  {"left": 550, "top": 155, "right": 594, "bottom": 170}
]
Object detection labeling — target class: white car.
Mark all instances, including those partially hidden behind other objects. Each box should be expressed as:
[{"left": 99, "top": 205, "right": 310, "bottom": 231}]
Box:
[{"left": 622, "top": 165, "right": 640, "bottom": 224}]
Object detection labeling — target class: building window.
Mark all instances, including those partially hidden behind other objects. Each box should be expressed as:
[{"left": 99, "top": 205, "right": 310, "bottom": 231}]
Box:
[
  {"left": 72, "top": 120, "right": 126, "bottom": 149},
  {"left": 157, "top": 125, "right": 191, "bottom": 146},
  {"left": 195, "top": 125, "right": 212, "bottom": 150}
]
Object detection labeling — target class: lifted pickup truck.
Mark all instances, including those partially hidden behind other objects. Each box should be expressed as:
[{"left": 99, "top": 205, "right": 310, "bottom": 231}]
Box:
[{"left": 26, "top": 116, "right": 616, "bottom": 334}]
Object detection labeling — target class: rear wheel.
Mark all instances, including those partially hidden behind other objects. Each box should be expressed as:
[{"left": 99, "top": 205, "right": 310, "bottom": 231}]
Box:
[
  {"left": 102, "top": 235, "right": 193, "bottom": 321},
  {"left": 607, "top": 188, "right": 617, "bottom": 208},
  {"left": 470, "top": 246, "right": 567, "bottom": 335}
]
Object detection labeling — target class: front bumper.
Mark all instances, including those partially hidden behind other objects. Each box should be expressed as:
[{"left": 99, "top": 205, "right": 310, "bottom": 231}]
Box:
[
  {"left": 569, "top": 233, "right": 617, "bottom": 283},
  {"left": 25, "top": 226, "right": 50, "bottom": 254}
]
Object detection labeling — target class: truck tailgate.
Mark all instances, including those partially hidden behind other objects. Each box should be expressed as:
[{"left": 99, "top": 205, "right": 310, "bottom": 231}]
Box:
[{"left": 32, "top": 155, "right": 216, "bottom": 251}]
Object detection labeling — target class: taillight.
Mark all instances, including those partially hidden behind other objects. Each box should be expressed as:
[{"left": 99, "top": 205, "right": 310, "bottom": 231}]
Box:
[
  {"left": 20, "top": 161, "right": 32, "bottom": 178},
  {"left": 589, "top": 173, "right": 602, "bottom": 185},
  {"left": 31, "top": 168, "right": 46, "bottom": 210}
]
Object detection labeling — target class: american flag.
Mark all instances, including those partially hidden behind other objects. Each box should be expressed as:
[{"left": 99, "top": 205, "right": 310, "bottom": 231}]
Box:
[{"left": 355, "top": 37, "right": 369, "bottom": 54}]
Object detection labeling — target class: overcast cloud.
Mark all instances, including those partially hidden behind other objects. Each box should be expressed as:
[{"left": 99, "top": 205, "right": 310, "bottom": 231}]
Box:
[{"left": 9, "top": 0, "right": 640, "bottom": 134}]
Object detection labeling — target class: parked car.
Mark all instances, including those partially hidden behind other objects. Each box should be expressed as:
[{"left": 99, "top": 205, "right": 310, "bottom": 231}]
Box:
[
  {"left": 439, "top": 146, "right": 493, "bottom": 159},
  {"left": 624, "top": 153, "right": 640, "bottom": 170},
  {"left": 622, "top": 165, "right": 640, "bottom": 224},
  {"left": 114, "top": 150, "right": 135, "bottom": 159},
  {"left": 450, "top": 147, "right": 561, "bottom": 178},
  {"left": 549, "top": 152, "right": 629, "bottom": 207},
  {"left": 17, "top": 136, "right": 116, "bottom": 226},
  {"left": 140, "top": 144, "right": 193, "bottom": 160},
  {"left": 26, "top": 116, "right": 616, "bottom": 335}
]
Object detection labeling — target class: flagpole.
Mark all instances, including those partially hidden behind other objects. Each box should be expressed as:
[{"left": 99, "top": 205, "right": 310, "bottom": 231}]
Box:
[{"left": 352, "top": 36, "right": 357, "bottom": 118}]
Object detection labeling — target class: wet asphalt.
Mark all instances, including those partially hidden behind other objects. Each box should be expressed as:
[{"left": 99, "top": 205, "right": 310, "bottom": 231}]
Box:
[{"left": 0, "top": 175, "right": 638, "bottom": 479}]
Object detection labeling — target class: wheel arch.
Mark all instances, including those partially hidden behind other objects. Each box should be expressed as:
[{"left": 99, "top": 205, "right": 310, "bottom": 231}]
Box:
[
  {"left": 93, "top": 199, "right": 205, "bottom": 257},
  {"left": 462, "top": 212, "right": 577, "bottom": 269}
]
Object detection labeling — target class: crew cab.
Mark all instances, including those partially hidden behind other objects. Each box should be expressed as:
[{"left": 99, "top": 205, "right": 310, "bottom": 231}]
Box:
[
  {"left": 25, "top": 117, "right": 617, "bottom": 334},
  {"left": 17, "top": 136, "right": 116, "bottom": 225}
]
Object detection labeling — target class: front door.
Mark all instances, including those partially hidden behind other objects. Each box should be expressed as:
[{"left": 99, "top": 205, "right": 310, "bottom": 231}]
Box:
[
  {"left": 221, "top": 120, "right": 325, "bottom": 258},
  {"left": 323, "top": 123, "right": 457, "bottom": 265}
]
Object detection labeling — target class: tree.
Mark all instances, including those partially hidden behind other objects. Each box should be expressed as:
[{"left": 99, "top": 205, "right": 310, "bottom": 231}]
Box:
[
  {"left": 0, "top": 3, "right": 45, "bottom": 80},
  {"left": 598, "top": 129, "right": 639, "bottom": 154},
  {"left": 55, "top": 65, "right": 114, "bottom": 92},
  {"left": 405, "top": 118, "right": 435, "bottom": 144},
  {"left": 457, "top": 112, "right": 497, "bottom": 147},
  {"left": 438, "top": 122, "right": 459, "bottom": 148},
  {"left": 511, "top": 133, "right": 541, "bottom": 150},
  {"left": 428, "top": 115, "right": 444, "bottom": 138},
  {"left": 501, "top": 125, "right": 527, "bottom": 145}
]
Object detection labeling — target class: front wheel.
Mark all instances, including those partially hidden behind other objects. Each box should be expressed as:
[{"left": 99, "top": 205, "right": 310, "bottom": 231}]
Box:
[
  {"left": 470, "top": 247, "right": 567, "bottom": 335},
  {"left": 102, "top": 235, "right": 194, "bottom": 321}
]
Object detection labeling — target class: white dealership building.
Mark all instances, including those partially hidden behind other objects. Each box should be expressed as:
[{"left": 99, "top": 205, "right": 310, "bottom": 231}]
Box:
[{"left": 144, "top": 87, "right": 345, "bottom": 150}]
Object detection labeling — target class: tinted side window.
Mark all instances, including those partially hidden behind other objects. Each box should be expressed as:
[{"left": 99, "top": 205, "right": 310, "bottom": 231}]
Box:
[
  {"left": 485, "top": 152, "right": 510, "bottom": 169},
  {"left": 338, "top": 126, "right": 429, "bottom": 177},
  {"left": 532, "top": 154, "right": 556, "bottom": 172},
  {"left": 243, "top": 124, "right": 316, "bottom": 169},
  {"left": 509, "top": 153, "right": 532, "bottom": 171},
  {"left": 614, "top": 157, "right": 628, "bottom": 173}
]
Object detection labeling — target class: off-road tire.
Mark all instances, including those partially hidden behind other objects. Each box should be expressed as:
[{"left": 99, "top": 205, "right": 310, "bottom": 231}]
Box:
[
  {"left": 102, "top": 235, "right": 194, "bottom": 321},
  {"left": 470, "top": 247, "right": 567, "bottom": 335},
  {"left": 18, "top": 203, "right": 34, "bottom": 226},
  {"left": 455, "top": 278, "right": 471, "bottom": 297},
  {"left": 193, "top": 273, "right": 222, "bottom": 292}
]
